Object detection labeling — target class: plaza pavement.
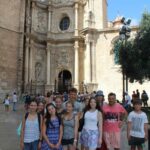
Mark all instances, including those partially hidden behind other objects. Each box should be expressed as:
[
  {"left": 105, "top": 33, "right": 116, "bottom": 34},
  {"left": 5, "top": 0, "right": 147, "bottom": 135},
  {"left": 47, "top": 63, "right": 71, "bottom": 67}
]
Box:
[{"left": 0, "top": 103, "right": 148, "bottom": 150}]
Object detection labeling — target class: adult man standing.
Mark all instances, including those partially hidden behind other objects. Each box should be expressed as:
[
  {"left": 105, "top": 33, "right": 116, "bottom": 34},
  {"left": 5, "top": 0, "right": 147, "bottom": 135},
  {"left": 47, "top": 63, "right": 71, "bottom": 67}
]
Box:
[
  {"left": 63, "top": 87, "right": 82, "bottom": 115},
  {"left": 102, "top": 92, "right": 127, "bottom": 150},
  {"left": 12, "top": 92, "right": 18, "bottom": 111}
]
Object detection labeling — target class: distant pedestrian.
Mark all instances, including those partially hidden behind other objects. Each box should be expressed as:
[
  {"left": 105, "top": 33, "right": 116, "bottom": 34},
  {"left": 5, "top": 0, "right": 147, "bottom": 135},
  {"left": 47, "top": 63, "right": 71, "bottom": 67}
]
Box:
[
  {"left": 4, "top": 94, "right": 10, "bottom": 112},
  {"left": 127, "top": 99, "right": 148, "bottom": 150},
  {"left": 12, "top": 92, "right": 18, "bottom": 111},
  {"left": 136, "top": 89, "right": 140, "bottom": 99},
  {"left": 141, "top": 90, "right": 149, "bottom": 107}
]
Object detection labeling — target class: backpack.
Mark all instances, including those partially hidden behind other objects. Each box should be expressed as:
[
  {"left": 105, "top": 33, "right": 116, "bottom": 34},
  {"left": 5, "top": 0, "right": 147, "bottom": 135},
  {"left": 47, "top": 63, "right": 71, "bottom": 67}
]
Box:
[
  {"left": 78, "top": 111, "right": 86, "bottom": 132},
  {"left": 16, "top": 112, "right": 41, "bottom": 137}
]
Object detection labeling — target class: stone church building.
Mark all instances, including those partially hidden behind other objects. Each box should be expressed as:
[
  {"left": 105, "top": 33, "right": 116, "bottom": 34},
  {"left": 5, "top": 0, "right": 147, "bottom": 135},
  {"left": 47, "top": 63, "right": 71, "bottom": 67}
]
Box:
[{"left": 0, "top": 0, "right": 149, "bottom": 99}]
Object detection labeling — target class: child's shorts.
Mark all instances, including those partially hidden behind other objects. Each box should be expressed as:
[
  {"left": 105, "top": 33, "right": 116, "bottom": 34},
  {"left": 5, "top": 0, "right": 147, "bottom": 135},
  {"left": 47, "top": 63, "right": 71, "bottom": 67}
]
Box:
[{"left": 128, "top": 136, "right": 145, "bottom": 146}]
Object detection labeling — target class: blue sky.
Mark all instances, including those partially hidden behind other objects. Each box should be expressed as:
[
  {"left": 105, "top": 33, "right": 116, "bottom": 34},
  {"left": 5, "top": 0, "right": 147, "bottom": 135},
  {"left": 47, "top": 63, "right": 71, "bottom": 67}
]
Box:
[{"left": 107, "top": 0, "right": 150, "bottom": 25}]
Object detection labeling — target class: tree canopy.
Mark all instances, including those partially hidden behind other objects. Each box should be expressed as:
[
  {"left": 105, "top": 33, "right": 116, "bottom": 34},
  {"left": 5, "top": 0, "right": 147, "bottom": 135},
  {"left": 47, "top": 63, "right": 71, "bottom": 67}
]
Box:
[{"left": 113, "top": 12, "right": 150, "bottom": 83}]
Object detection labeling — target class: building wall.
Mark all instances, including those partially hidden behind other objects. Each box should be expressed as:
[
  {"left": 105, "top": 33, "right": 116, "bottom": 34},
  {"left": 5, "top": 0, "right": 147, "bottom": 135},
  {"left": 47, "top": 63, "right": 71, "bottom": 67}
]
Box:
[
  {"left": 96, "top": 29, "right": 150, "bottom": 100},
  {"left": 0, "top": 0, "right": 24, "bottom": 98}
]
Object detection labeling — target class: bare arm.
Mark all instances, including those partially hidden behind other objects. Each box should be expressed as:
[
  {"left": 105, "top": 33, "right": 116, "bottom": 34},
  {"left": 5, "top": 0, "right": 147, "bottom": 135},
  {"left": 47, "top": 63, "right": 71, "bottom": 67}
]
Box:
[
  {"left": 144, "top": 123, "right": 148, "bottom": 140},
  {"left": 98, "top": 111, "right": 103, "bottom": 144},
  {"left": 42, "top": 119, "right": 55, "bottom": 148},
  {"left": 127, "top": 121, "right": 131, "bottom": 140},
  {"left": 74, "top": 115, "right": 79, "bottom": 143},
  {"left": 58, "top": 124, "right": 63, "bottom": 144}
]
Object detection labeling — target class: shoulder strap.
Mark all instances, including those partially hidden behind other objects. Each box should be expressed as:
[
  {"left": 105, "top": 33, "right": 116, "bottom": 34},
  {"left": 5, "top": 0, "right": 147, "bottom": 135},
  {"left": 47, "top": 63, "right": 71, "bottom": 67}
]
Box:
[
  {"left": 25, "top": 112, "right": 29, "bottom": 120},
  {"left": 37, "top": 113, "right": 41, "bottom": 132}
]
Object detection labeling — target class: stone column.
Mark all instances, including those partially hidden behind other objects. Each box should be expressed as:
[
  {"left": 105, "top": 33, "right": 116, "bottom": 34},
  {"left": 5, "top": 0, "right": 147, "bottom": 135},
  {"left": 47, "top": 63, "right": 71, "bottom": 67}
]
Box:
[
  {"left": 29, "top": 45, "right": 33, "bottom": 82},
  {"left": 74, "top": 2, "right": 79, "bottom": 36},
  {"left": 46, "top": 48, "right": 50, "bottom": 85},
  {"left": 48, "top": 3, "right": 52, "bottom": 31},
  {"left": 91, "top": 42, "right": 96, "bottom": 83},
  {"left": 84, "top": 37, "right": 91, "bottom": 83},
  {"left": 31, "top": 1, "right": 36, "bottom": 29},
  {"left": 25, "top": 38, "right": 29, "bottom": 83},
  {"left": 74, "top": 41, "right": 79, "bottom": 87}
]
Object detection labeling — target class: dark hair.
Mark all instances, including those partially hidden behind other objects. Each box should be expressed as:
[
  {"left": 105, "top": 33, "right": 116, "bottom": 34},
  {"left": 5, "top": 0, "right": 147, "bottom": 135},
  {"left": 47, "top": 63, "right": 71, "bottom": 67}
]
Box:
[
  {"left": 85, "top": 97, "right": 101, "bottom": 112},
  {"left": 45, "top": 103, "right": 61, "bottom": 128},
  {"left": 47, "top": 92, "right": 51, "bottom": 97},
  {"left": 29, "top": 98, "right": 38, "bottom": 105},
  {"left": 108, "top": 92, "right": 116, "bottom": 98},
  {"left": 133, "top": 99, "right": 142, "bottom": 105},
  {"left": 68, "top": 87, "right": 77, "bottom": 94}
]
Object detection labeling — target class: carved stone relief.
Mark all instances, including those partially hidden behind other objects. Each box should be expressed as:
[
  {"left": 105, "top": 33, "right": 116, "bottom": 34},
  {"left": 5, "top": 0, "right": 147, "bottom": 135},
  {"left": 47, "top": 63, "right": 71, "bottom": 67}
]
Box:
[
  {"left": 55, "top": 49, "right": 73, "bottom": 68},
  {"left": 35, "top": 62, "right": 42, "bottom": 81},
  {"left": 36, "top": 9, "right": 47, "bottom": 32}
]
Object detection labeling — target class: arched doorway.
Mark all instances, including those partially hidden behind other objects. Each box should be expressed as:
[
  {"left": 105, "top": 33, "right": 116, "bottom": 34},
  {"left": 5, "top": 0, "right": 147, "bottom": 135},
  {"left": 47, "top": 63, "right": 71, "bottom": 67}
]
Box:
[{"left": 58, "top": 70, "right": 72, "bottom": 93}]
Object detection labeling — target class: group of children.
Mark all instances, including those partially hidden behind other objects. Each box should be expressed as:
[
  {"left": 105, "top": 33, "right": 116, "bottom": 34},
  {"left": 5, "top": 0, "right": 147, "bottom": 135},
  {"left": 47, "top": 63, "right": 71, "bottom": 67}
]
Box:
[{"left": 19, "top": 88, "right": 148, "bottom": 150}]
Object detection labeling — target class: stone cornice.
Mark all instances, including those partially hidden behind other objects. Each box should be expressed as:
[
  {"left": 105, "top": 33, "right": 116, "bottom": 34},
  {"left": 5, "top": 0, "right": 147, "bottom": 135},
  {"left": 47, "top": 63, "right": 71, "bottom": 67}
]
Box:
[
  {"left": 80, "top": 27, "right": 99, "bottom": 35},
  {"left": 98, "top": 26, "right": 138, "bottom": 34},
  {"left": 32, "top": 0, "right": 85, "bottom": 9}
]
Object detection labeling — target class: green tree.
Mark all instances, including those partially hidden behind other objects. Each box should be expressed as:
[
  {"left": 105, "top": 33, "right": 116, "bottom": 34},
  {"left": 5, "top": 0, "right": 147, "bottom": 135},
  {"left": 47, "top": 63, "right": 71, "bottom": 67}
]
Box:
[{"left": 113, "top": 12, "right": 150, "bottom": 83}]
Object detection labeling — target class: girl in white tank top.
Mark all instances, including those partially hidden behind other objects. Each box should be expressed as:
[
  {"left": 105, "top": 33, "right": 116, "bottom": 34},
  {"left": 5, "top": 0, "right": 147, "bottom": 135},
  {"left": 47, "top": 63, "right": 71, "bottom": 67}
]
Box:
[{"left": 80, "top": 97, "right": 103, "bottom": 150}]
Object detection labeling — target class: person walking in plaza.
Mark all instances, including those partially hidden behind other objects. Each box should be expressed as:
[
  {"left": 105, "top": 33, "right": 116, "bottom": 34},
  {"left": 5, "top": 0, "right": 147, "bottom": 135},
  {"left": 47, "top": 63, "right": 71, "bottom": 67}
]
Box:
[
  {"left": 127, "top": 99, "right": 148, "bottom": 150},
  {"left": 41, "top": 103, "right": 63, "bottom": 150},
  {"left": 12, "top": 92, "right": 18, "bottom": 111},
  {"left": 102, "top": 92, "right": 127, "bottom": 150},
  {"left": 80, "top": 97, "right": 103, "bottom": 150},
  {"left": 4, "top": 94, "right": 10, "bottom": 112},
  {"left": 141, "top": 90, "right": 149, "bottom": 107},
  {"left": 20, "top": 99, "right": 43, "bottom": 150},
  {"left": 61, "top": 102, "right": 79, "bottom": 150}
]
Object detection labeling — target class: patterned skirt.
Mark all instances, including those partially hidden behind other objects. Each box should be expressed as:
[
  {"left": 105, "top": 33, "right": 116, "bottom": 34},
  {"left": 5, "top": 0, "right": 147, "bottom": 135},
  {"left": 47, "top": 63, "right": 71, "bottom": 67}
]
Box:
[{"left": 80, "top": 128, "right": 101, "bottom": 149}]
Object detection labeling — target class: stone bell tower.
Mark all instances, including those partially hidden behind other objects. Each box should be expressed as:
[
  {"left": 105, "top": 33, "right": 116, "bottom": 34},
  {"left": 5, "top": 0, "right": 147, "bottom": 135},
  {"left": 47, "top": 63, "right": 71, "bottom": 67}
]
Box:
[{"left": 82, "top": 0, "right": 107, "bottom": 92}]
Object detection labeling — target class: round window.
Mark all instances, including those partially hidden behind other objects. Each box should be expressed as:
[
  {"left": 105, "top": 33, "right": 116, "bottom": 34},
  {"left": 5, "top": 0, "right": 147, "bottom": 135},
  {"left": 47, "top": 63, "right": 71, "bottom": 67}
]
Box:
[{"left": 59, "top": 16, "right": 70, "bottom": 31}]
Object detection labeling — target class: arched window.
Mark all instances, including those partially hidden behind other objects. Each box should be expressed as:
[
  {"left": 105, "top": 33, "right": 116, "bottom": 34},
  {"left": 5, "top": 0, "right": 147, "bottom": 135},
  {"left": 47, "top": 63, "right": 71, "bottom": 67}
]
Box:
[{"left": 59, "top": 16, "right": 70, "bottom": 31}]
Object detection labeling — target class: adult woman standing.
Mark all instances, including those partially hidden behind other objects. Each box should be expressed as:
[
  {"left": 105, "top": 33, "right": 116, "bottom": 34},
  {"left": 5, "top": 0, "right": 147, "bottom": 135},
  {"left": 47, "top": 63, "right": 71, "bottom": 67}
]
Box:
[
  {"left": 80, "top": 97, "right": 103, "bottom": 150},
  {"left": 61, "top": 102, "right": 79, "bottom": 150},
  {"left": 41, "top": 103, "right": 63, "bottom": 150}
]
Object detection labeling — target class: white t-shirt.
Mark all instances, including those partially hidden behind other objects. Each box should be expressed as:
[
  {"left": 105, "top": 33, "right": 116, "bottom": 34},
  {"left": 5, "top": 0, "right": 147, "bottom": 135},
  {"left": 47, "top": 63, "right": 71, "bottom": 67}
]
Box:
[
  {"left": 13, "top": 94, "right": 17, "bottom": 102},
  {"left": 5, "top": 99, "right": 10, "bottom": 105},
  {"left": 128, "top": 111, "right": 148, "bottom": 138}
]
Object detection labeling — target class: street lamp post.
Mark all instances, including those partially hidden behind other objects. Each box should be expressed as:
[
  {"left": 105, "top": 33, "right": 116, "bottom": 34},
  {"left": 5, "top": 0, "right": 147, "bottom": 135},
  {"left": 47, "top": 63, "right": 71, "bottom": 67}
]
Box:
[{"left": 119, "top": 17, "right": 131, "bottom": 100}]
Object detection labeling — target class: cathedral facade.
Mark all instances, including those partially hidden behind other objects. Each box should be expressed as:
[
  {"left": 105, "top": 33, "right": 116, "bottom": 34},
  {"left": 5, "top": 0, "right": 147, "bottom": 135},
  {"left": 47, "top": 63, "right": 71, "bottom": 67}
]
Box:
[{"left": 0, "top": 0, "right": 149, "bottom": 99}]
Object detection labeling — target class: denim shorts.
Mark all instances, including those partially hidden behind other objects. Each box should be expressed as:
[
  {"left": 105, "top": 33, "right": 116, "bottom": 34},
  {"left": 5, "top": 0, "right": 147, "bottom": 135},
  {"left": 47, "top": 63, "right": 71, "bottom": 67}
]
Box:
[
  {"left": 128, "top": 136, "right": 145, "bottom": 146},
  {"left": 24, "top": 140, "right": 39, "bottom": 150}
]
